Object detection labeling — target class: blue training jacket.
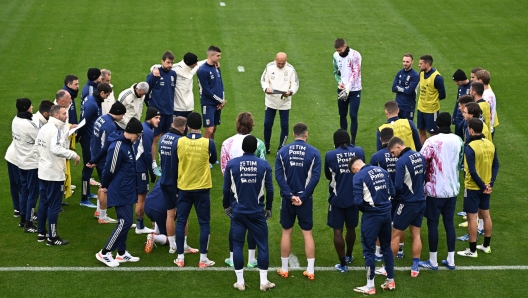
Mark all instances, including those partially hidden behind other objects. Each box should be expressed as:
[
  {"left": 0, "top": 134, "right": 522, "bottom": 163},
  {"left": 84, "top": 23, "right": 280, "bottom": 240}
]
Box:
[
  {"left": 90, "top": 114, "right": 117, "bottom": 167},
  {"left": 369, "top": 145, "right": 398, "bottom": 184},
  {"left": 145, "top": 67, "right": 177, "bottom": 115},
  {"left": 223, "top": 153, "right": 274, "bottom": 214},
  {"left": 324, "top": 144, "right": 365, "bottom": 208},
  {"left": 453, "top": 81, "right": 471, "bottom": 125},
  {"left": 145, "top": 180, "right": 166, "bottom": 213},
  {"left": 394, "top": 147, "right": 426, "bottom": 203},
  {"left": 158, "top": 128, "right": 183, "bottom": 187},
  {"left": 79, "top": 94, "right": 103, "bottom": 141},
  {"left": 133, "top": 121, "right": 154, "bottom": 173},
  {"left": 197, "top": 62, "right": 224, "bottom": 106},
  {"left": 353, "top": 164, "right": 394, "bottom": 213},
  {"left": 392, "top": 68, "right": 420, "bottom": 112},
  {"left": 81, "top": 80, "right": 98, "bottom": 106},
  {"left": 275, "top": 139, "right": 321, "bottom": 202},
  {"left": 63, "top": 85, "right": 79, "bottom": 124},
  {"left": 102, "top": 131, "right": 138, "bottom": 207}
]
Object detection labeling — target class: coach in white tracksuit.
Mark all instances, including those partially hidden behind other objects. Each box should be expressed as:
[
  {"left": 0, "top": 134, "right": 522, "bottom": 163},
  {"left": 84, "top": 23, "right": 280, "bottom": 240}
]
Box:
[
  {"left": 261, "top": 52, "right": 299, "bottom": 154},
  {"left": 116, "top": 82, "right": 149, "bottom": 129},
  {"left": 35, "top": 105, "right": 80, "bottom": 245}
]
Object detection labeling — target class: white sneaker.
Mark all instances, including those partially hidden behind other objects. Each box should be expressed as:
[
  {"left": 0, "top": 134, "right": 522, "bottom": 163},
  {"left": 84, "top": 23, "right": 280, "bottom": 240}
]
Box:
[
  {"left": 135, "top": 227, "right": 155, "bottom": 234},
  {"left": 169, "top": 246, "right": 177, "bottom": 254},
  {"left": 184, "top": 245, "right": 199, "bottom": 254},
  {"left": 98, "top": 216, "right": 118, "bottom": 224},
  {"left": 457, "top": 248, "right": 478, "bottom": 258},
  {"left": 476, "top": 245, "right": 491, "bottom": 254},
  {"left": 115, "top": 251, "right": 140, "bottom": 263},
  {"left": 353, "top": 285, "right": 376, "bottom": 295},
  {"left": 375, "top": 266, "right": 387, "bottom": 276},
  {"left": 71, "top": 185, "right": 76, "bottom": 190},
  {"left": 96, "top": 250, "right": 119, "bottom": 267},
  {"left": 233, "top": 282, "right": 246, "bottom": 291},
  {"left": 260, "top": 281, "right": 276, "bottom": 291}
]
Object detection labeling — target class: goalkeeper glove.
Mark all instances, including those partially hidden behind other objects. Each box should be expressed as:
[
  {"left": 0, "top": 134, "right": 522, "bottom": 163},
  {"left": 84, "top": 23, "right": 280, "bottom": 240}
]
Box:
[
  {"left": 224, "top": 207, "right": 233, "bottom": 218},
  {"left": 264, "top": 209, "right": 272, "bottom": 220},
  {"left": 338, "top": 89, "right": 349, "bottom": 101}
]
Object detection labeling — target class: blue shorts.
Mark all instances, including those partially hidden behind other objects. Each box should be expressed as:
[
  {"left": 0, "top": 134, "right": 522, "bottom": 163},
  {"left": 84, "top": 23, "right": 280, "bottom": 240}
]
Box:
[
  {"left": 173, "top": 111, "right": 192, "bottom": 118},
  {"left": 137, "top": 172, "right": 149, "bottom": 195},
  {"left": 144, "top": 205, "right": 167, "bottom": 236},
  {"left": 154, "top": 114, "right": 172, "bottom": 136},
  {"left": 424, "top": 196, "right": 456, "bottom": 221},
  {"left": 327, "top": 205, "right": 359, "bottom": 229},
  {"left": 201, "top": 105, "right": 221, "bottom": 127},
  {"left": 392, "top": 201, "right": 425, "bottom": 230},
  {"left": 398, "top": 109, "right": 415, "bottom": 122},
  {"left": 416, "top": 110, "right": 438, "bottom": 133},
  {"left": 463, "top": 189, "right": 490, "bottom": 213},
  {"left": 280, "top": 197, "right": 313, "bottom": 230},
  {"left": 160, "top": 184, "right": 177, "bottom": 210}
]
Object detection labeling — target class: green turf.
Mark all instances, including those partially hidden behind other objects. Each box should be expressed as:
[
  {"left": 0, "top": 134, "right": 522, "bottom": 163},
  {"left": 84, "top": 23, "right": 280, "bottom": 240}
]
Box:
[{"left": 1, "top": 0, "right": 527, "bottom": 296}]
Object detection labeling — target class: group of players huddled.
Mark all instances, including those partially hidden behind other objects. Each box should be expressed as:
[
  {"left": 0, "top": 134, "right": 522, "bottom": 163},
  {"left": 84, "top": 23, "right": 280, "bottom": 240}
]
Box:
[{"left": 6, "top": 39, "right": 499, "bottom": 294}]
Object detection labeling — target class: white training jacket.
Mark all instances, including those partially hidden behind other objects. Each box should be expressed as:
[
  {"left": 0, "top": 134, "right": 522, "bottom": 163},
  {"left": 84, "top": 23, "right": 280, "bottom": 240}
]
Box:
[
  {"left": 12, "top": 115, "right": 39, "bottom": 170},
  {"left": 260, "top": 62, "right": 299, "bottom": 110},
  {"left": 53, "top": 100, "right": 72, "bottom": 149},
  {"left": 101, "top": 84, "right": 116, "bottom": 115},
  {"left": 35, "top": 116, "right": 78, "bottom": 181},
  {"left": 33, "top": 111, "right": 48, "bottom": 129},
  {"left": 4, "top": 112, "right": 45, "bottom": 167},
  {"left": 117, "top": 84, "right": 145, "bottom": 129},
  {"left": 151, "top": 59, "right": 206, "bottom": 112}
]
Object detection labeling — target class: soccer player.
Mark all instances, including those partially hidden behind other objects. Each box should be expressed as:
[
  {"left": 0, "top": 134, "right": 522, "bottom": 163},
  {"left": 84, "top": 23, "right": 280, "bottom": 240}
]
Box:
[
  {"left": 158, "top": 116, "right": 186, "bottom": 254},
  {"left": 261, "top": 52, "right": 300, "bottom": 154},
  {"left": 35, "top": 105, "right": 80, "bottom": 245},
  {"left": 151, "top": 52, "right": 205, "bottom": 119},
  {"left": 377, "top": 100, "right": 421, "bottom": 152},
  {"left": 95, "top": 118, "right": 143, "bottom": 267},
  {"left": 418, "top": 112, "right": 464, "bottom": 271},
  {"left": 197, "top": 46, "right": 226, "bottom": 141},
  {"left": 146, "top": 51, "right": 177, "bottom": 163},
  {"left": 100, "top": 69, "right": 116, "bottom": 115},
  {"left": 81, "top": 68, "right": 102, "bottom": 106},
  {"left": 79, "top": 82, "right": 113, "bottom": 208},
  {"left": 223, "top": 135, "right": 276, "bottom": 292},
  {"left": 451, "top": 69, "right": 471, "bottom": 139},
  {"left": 174, "top": 112, "right": 217, "bottom": 268},
  {"left": 133, "top": 107, "right": 160, "bottom": 234},
  {"left": 475, "top": 69, "right": 498, "bottom": 138},
  {"left": 116, "top": 82, "right": 149, "bottom": 130},
  {"left": 324, "top": 129, "right": 365, "bottom": 272},
  {"left": 457, "top": 119, "right": 499, "bottom": 258},
  {"left": 276, "top": 122, "right": 321, "bottom": 280},
  {"left": 463, "top": 103, "right": 491, "bottom": 142},
  {"left": 416, "top": 55, "right": 446, "bottom": 144},
  {"left": 387, "top": 137, "right": 426, "bottom": 277},
  {"left": 333, "top": 38, "right": 362, "bottom": 145},
  {"left": 62, "top": 74, "right": 80, "bottom": 124},
  {"left": 221, "top": 112, "right": 266, "bottom": 268},
  {"left": 349, "top": 157, "right": 396, "bottom": 295},
  {"left": 11, "top": 98, "right": 39, "bottom": 231},
  {"left": 391, "top": 53, "right": 419, "bottom": 121},
  {"left": 86, "top": 101, "right": 126, "bottom": 223},
  {"left": 471, "top": 82, "right": 491, "bottom": 136}
]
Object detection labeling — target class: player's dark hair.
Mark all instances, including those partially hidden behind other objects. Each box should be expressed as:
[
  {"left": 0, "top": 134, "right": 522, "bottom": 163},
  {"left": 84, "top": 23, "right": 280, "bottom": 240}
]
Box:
[
  {"left": 468, "top": 118, "right": 483, "bottom": 134},
  {"left": 208, "top": 46, "right": 221, "bottom": 53},
  {"left": 293, "top": 122, "right": 308, "bottom": 137},
  {"left": 471, "top": 82, "right": 485, "bottom": 96},
  {"left": 172, "top": 116, "right": 187, "bottom": 128},
  {"left": 387, "top": 136, "right": 404, "bottom": 149},
  {"left": 380, "top": 127, "right": 394, "bottom": 144},
  {"left": 96, "top": 82, "right": 113, "bottom": 94},
  {"left": 38, "top": 100, "right": 54, "bottom": 114},
  {"left": 403, "top": 53, "right": 413, "bottom": 60},
  {"left": 420, "top": 55, "right": 433, "bottom": 66},
  {"left": 457, "top": 94, "right": 473, "bottom": 105},
  {"left": 475, "top": 69, "right": 491, "bottom": 85},
  {"left": 162, "top": 51, "right": 175, "bottom": 61},
  {"left": 64, "top": 74, "right": 78, "bottom": 86},
  {"left": 465, "top": 102, "right": 482, "bottom": 119},
  {"left": 384, "top": 100, "right": 399, "bottom": 114},
  {"left": 471, "top": 67, "right": 483, "bottom": 75},
  {"left": 334, "top": 38, "right": 345, "bottom": 48},
  {"left": 236, "top": 112, "right": 254, "bottom": 135},
  {"left": 348, "top": 156, "right": 362, "bottom": 171}
]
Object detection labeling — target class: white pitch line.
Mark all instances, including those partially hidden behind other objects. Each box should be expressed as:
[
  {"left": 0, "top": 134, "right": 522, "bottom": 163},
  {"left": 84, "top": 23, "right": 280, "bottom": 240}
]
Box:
[{"left": 1, "top": 266, "right": 527, "bottom": 272}]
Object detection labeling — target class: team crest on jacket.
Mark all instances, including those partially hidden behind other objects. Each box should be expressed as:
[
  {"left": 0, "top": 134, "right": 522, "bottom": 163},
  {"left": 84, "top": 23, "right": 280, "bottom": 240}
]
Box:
[{"left": 206, "top": 119, "right": 210, "bottom": 125}]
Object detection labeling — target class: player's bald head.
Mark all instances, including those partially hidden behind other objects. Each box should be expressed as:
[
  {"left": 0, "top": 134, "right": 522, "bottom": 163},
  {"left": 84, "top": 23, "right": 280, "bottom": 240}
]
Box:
[{"left": 275, "top": 52, "right": 287, "bottom": 68}]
